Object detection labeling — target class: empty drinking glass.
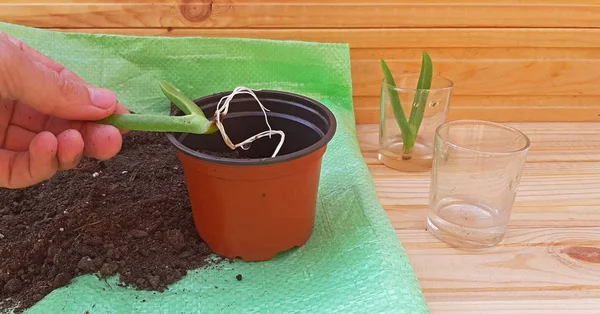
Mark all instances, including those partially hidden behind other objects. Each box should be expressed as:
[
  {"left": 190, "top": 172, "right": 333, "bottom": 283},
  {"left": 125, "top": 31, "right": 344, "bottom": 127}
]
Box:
[{"left": 426, "top": 120, "right": 530, "bottom": 248}]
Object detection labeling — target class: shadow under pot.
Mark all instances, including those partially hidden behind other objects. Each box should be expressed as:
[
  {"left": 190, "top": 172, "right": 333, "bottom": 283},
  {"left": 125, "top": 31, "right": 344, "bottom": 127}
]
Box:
[{"left": 166, "top": 89, "right": 337, "bottom": 261}]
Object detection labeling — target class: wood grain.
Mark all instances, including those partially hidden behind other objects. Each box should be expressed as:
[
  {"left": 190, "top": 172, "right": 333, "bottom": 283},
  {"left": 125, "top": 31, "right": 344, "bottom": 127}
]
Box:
[
  {"left": 372, "top": 167, "right": 600, "bottom": 207},
  {"left": 427, "top": 299, "right": 600, "bottom": 313},
  {"left": 0, "top": 28, "right": 579, "bottom": 123},
  {"left": 32, "top": 27, "right": 600, "bottom": 123},
  {"left": 352, "top": 59, "right": 600, "bottom": 96},
  {"left": 47, "top": 30, "right": 600, "bottom": 99},
  {"left": 5, "top": 2, "right": 600, "bottom": 122},
  {"left": 4, "top": 0, "right": 600, "bottom": 28},
  {"left": 45, "top": 29, "right": 600, "bottom": 98},
  {"left": 354, "top": 96, "right": 600, "bottom": 123},
  {"left": 357, "top": 122, "right": 600, "bottom": 312},
  {"left": 357, "top": 122, "right": 600, "bottom": 164},
  {"left": 387, "top": 203, "right": 600, "bottom": 230},
  {"left": 48, "top": 27, "right": 600, "bottom": 48},
  {"left": 404, "top": 239, "right": 600, "bottom": 289}
]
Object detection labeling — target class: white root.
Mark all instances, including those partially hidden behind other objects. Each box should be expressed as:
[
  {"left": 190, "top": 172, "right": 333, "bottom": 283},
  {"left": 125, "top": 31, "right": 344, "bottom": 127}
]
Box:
[{"left": 213, "top": 86, "right": 285, "bottom": 158}]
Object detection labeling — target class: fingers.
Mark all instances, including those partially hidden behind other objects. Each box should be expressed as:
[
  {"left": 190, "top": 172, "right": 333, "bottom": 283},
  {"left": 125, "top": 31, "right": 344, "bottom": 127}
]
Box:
[
  {"left": 3, "top": 125, "right": 36, "bottom": 151},
  {"left": 3, "top": 32, "right": 66, "bottom": 74},
  {"left": 6, "top": 37, "right": 131, "bottom": 118},
  {"left": 0, "top": 99, "right": 14, "bottom": 147},
  {"left": 23, "top": 115, "right": 124, "bottom": 160},
  {"left": 4, "top": 122, "right": 122, "bottom": 161},
  {"left": 5, "top": 101, "right": 123, "bottom": 161},
  {"left": 10, "top": 40, "right": 129, "bottom": 116},
  {"left": 81, "top": 124, "right": 123, "bottom": 160},
  {"left": 56, "top": 129, "right": 84, "bottom": 170},
  {"left": 0, "top": 131, "right": 58, "bottom": 189},
  {"left": 0, "top": 129, "right": 94, "bottom": 188},
  {"left": 0, "top": 32, "right": 119, "bottom": 121},
  {"left": 3, "top": 33, "right": 131, "bottom": 117},
  {"left": 9, "top": 101, "right": 50, "bottom": 133},
  {"left": 0, "top": 33, "right": 128, "bottom": 189},
  {"left": 1, "top": 127, "right": 85, "bottom": 170}
]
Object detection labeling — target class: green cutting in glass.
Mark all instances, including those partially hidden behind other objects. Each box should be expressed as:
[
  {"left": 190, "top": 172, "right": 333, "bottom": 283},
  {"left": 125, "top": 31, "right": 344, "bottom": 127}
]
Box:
[{"left": 380, "top": 51, "right": 433, "bottom": 158}]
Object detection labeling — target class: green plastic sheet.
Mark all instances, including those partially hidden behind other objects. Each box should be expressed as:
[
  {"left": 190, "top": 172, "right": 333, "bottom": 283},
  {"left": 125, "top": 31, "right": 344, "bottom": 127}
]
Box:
[{"left": 0, "top": 22, "right": 429, "bottom": 314}]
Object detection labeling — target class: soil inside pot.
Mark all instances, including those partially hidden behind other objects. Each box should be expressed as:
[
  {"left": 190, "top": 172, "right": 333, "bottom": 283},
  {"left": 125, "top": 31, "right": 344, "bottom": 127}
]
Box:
[
  {"left": 176, "top": 114, "right": 323, "bottom": 161},
  {"left": 0, "top": 131, "right": 223, "bottom": 313},
  {"left": 169, "top": 90, "right": 336, "bottom": 165},
  {"left": 196, "top": 149, "right": 250, "bottom": 159}
]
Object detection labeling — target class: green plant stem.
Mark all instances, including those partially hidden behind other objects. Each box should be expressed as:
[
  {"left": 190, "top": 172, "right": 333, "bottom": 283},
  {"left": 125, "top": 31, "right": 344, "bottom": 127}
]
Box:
[
  {"left": 381, "top": 51, "right": 434, "bottom": 156},
  {"left": 97, "top": 113, "right": 218, "bottom": 135},
  {"left": 405, "top": 51, "right": 433, "bottom": 151},
  {"left": 380, "top": 59, "right": 413, "bottom": 149},
  {"left": 96, "top": 80, "right": 219, "bottom": 135},
  {"left": 158, "top": 81, "right": 206, "bottom": 118}
]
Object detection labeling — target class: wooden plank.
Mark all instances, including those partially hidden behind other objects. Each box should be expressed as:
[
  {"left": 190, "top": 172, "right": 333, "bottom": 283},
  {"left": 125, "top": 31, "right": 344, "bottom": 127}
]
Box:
[
  {"left": 399, "top": 227, "right": 600, "bottom": 247},
  {"left": 348, "top": 47, "right": 600, "bottom": 97},
  {"left": 386, "top": 203, "right": 600, "bottom": 230},
  {"left": 372, "top": 170, "right": 600, "bottom": 207},
  {"left": 347, "top": 48, "right": 600, "bottom": 121},
  {"left": 351, "top": 47, "right": 600, "bottom": 60},
  {"left": 47, "top": 28, "right": 600, "bottom": 48},
  {"left": 29, "top": 29, "right": 600, "bottom": 123},
  {"left": 401, "top": 230, "right": 600, "bottom": 289},
  {"left": 4, "top": 1, "right": 600, "bottom": 28},
  {"left": 8, "top": 28, "right": 599, "bottom": 121},
  {"left": 373, "top": 161, "right": 600, "bottom": 229},
  {"left": 354, "top": 95, "right": 600, "bottom": 123},
  {"left": 357, "top": 123, "right": 600, "bottom": 164},
  {"left": 448, "top": 107, "right": 600, "bottom": 123},
  {"left": 426, "top": 289, "right": 600, "bottom": 302},
  {"left": 427, "top": 299, "right": 600, "bottom": 313},
  {"left": 350, "top": 46, "right": 600, "bottom": 103},
  {"left": 351, "top": 58, "right": 600, "bottom": 96},
  {"left": 425, "top": 289, "right": 600, "bottom": 313},
  {"left": 355, "top": 107, "right": 600, "bottom": 124}
]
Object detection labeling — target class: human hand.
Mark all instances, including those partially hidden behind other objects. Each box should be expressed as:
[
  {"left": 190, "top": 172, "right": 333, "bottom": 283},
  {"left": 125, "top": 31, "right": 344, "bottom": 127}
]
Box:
[{"left": 0, "top": 32, "right": 129, "bottom": 189}]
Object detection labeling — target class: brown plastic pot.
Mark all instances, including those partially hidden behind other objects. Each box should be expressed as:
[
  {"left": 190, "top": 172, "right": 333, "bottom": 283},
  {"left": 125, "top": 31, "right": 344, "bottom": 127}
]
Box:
[{"left": 166, "top": 90, "right": 336, "bottom": 261}]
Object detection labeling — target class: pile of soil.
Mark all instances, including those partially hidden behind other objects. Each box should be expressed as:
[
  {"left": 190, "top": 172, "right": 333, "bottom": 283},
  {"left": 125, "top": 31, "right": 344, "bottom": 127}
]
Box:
[{"left": 0, "top": 131, "right": 223, "bottom": 313}]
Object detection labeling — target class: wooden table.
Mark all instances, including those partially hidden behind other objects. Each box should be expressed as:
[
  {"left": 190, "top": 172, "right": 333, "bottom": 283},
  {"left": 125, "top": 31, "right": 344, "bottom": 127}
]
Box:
[{"left": 357, "top": 122, "right": 600, "bottom": 313}]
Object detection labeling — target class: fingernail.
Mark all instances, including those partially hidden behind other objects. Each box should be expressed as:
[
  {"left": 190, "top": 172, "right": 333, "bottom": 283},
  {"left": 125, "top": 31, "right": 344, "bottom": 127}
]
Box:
[{"left": 88, "top": 87, "right": 117, "bottom": 110}]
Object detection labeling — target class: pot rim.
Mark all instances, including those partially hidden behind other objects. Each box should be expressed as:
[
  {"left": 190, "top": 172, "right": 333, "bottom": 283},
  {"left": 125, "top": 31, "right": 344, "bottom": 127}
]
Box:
[{"left": 166, "top": 89, "right": 337, "bottom": 166}]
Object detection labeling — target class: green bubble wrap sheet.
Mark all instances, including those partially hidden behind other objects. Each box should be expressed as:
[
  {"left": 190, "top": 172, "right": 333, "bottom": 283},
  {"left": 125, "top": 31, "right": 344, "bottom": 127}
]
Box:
[{"left": 0, "top": 22, "right": 429, "bottom": 314}]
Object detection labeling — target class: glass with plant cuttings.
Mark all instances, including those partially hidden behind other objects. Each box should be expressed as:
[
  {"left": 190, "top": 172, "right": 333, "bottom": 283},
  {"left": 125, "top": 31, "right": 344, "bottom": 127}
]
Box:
[{"left": 379, "top": 52, "right": 453, "bottom": 172}]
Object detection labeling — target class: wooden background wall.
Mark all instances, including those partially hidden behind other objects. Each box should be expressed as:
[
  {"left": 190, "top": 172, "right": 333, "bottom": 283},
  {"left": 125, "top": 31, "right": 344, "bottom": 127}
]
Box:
[{"left": 2, "top": 0, "right": 600, "bottom": 123}]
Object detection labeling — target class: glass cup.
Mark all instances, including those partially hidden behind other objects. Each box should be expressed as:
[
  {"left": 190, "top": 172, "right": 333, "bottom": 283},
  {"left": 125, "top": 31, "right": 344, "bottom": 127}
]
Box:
[
  {"left": 379, "top": 74, "right": 453, "bottom": 172},
  {"left": 426, "top": 120, "right": 530, "bottom": 248}
]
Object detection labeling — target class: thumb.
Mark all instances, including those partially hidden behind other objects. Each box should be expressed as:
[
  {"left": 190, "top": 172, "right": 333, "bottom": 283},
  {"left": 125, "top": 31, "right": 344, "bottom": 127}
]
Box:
[{"left": 0, "top": 36, "right": 118, "bottom": 121}]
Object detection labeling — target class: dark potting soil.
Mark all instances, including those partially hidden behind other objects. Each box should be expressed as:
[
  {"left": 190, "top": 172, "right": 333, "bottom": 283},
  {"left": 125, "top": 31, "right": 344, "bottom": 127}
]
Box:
[
  {"left": 196, "top": 149, "right": 250, "bottom": 159},
  {"left": 0, "top": 131, "right": 224, "bottom": 313}
]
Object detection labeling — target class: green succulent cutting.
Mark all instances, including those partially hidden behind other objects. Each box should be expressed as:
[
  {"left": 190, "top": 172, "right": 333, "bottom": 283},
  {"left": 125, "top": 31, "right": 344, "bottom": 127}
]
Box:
[
  {"left": 96, "top": 81, "right": 218, "bottom": 135},
  {"left": 381, "top": 51, "right": 433, "bottom": 155},
  {"left": 96, "top": 82, "right": 286, "bottom": 157}
]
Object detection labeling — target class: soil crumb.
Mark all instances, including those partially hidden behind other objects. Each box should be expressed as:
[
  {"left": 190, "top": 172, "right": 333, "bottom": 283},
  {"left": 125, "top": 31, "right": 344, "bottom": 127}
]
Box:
[{"left": 0, "top": 131, "right": 221, "bottom": 313}]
